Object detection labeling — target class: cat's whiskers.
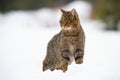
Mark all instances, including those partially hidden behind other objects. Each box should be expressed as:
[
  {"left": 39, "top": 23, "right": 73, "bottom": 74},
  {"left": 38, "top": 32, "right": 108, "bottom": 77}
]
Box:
[{"left": 62, "top": 26, "right": 72, "bottom": 30}]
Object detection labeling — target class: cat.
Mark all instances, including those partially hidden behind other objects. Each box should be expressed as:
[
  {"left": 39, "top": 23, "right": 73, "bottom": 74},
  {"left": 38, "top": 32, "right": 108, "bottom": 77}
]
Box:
[{"left": 43, "top": 8, "right": 85, "bottom": 72}]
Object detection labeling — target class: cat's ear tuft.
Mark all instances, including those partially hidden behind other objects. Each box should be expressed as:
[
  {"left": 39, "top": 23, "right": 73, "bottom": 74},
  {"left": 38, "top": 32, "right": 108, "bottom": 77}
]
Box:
[
  {"left": 71, "top": 8, "right": 77, "bottom": 16},
  {"left": 60, "top": 9, "right": 66, "bottom": 14}
]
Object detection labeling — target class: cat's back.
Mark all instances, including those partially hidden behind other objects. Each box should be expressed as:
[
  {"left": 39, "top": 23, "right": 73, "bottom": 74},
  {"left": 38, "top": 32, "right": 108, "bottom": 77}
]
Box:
[{"left": 48, "top": 32, "right": 61, "bottom": 47}]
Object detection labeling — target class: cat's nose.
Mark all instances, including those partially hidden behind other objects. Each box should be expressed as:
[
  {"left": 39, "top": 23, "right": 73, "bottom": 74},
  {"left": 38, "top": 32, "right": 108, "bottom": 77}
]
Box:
[{"left": 68, "top": 20, "right": 70, "bottom": 23}]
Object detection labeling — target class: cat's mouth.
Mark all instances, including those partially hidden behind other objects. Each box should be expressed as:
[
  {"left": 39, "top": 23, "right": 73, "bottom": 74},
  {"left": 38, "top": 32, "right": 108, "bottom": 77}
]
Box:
[{"left": 62, "top": 26, "right": 72, "bottom": 30}]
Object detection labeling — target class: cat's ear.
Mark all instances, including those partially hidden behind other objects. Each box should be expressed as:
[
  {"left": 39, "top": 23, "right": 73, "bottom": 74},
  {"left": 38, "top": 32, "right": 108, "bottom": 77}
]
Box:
[
  {"left": 60, "top": 9, "right": 66, "bottom": 14},
  {"left": 71, "top": 8, "right": 78, "bottom": 16}
]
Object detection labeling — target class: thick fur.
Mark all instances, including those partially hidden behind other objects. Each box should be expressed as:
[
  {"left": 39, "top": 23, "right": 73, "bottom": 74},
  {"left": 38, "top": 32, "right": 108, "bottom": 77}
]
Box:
[{"left": 43, "top": 9, "right": 85, "bottom": 72}]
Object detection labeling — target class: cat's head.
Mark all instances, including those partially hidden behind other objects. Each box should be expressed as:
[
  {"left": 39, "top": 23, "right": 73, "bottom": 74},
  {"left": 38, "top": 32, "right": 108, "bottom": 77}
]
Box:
[{"left": 60, "top": 8, "right": 80, "bottom": 30}]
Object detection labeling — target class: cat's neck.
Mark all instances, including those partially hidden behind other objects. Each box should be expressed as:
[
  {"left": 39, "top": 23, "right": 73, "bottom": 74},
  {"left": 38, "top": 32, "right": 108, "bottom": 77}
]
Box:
[{"left": 61, "top": 26, "right": 81, "bottom": 37}]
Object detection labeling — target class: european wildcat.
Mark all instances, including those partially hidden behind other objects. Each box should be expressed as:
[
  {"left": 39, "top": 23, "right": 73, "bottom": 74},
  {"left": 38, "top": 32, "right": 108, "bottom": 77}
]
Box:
[{"left": 43, "top": 8, "right": 85, "bottom": 72}]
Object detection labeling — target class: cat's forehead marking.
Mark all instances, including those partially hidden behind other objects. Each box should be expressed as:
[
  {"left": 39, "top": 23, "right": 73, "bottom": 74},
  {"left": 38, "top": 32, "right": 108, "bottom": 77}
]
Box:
[
  {"left": 66, "top": 11, "right": 70, "bottom": 14},
  {"left": 62, "top": 12, "right": 73, "bottom": 19},
  {"left": 63, "top": 11, "right": 71, "bottom": 15}
]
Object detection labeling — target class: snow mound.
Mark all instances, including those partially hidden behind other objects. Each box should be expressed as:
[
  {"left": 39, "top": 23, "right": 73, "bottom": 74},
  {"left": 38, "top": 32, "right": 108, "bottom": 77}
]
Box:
[{"left": 0, "top": 1, "right": 120, "bottom": 80}]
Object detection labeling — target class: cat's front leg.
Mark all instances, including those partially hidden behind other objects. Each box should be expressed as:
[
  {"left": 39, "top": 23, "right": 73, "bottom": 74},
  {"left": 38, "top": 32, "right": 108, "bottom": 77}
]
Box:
[
  {"left": 74, "top": 48, "right": 84, "bottom": 64},
  {"left": 61, "top": 49, "right": 70, "bottom": 61}
]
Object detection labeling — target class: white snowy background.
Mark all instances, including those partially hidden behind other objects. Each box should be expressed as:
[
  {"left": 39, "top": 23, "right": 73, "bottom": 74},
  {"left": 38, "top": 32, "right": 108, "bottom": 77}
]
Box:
[{"left": 0, "top": 1, "right": 120, "bottom": 80}]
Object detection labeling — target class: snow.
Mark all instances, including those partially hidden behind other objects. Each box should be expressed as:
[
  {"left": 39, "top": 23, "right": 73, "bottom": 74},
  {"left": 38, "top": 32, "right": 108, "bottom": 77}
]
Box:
[{"left": 0, "top": 1, "right": 120, "bottom": 80}]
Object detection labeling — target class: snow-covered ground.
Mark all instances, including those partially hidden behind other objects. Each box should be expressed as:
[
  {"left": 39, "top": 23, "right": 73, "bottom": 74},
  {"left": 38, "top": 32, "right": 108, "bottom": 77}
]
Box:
[{"left": 0, "top": 1, "right": 120, "bottom": 80}]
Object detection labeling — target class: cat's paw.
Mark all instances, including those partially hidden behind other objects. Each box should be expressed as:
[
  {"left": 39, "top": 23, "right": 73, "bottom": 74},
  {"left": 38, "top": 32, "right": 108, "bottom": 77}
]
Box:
[
  {"left": 43, "top": 65, "right": 48, "bottom": 71},
  {"left": 75, "top": 57, "right": 83, "bottom": 64},
  {"left": 61, "top": 52, "right": 70, "bottom": 61},
  {"left": 74, "top": 52, "right": 84, "bottom": 64},
  {"left": 61, "top": 63, "right": 68, "bottom": 72}
]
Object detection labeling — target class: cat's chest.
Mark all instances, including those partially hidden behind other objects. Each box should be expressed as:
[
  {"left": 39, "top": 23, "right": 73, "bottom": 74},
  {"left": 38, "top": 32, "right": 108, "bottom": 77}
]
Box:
[
  {"left": 68, "top": 44, "right": 74, "bottom": 64},
  {"left": 62, "top": 36, "right": 78, "bottom": 45},
  {"left": 63, "top": 29, "right": 79, "bottom": 37},
  {"left": 69, "top": 44, "right": 74, "bottom": 54}
]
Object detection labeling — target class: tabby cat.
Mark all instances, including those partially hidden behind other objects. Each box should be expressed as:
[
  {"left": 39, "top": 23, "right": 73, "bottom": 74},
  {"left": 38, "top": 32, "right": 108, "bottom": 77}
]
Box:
[{"left": 43, "top": 8, "right": 85, "bottom": 72}]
